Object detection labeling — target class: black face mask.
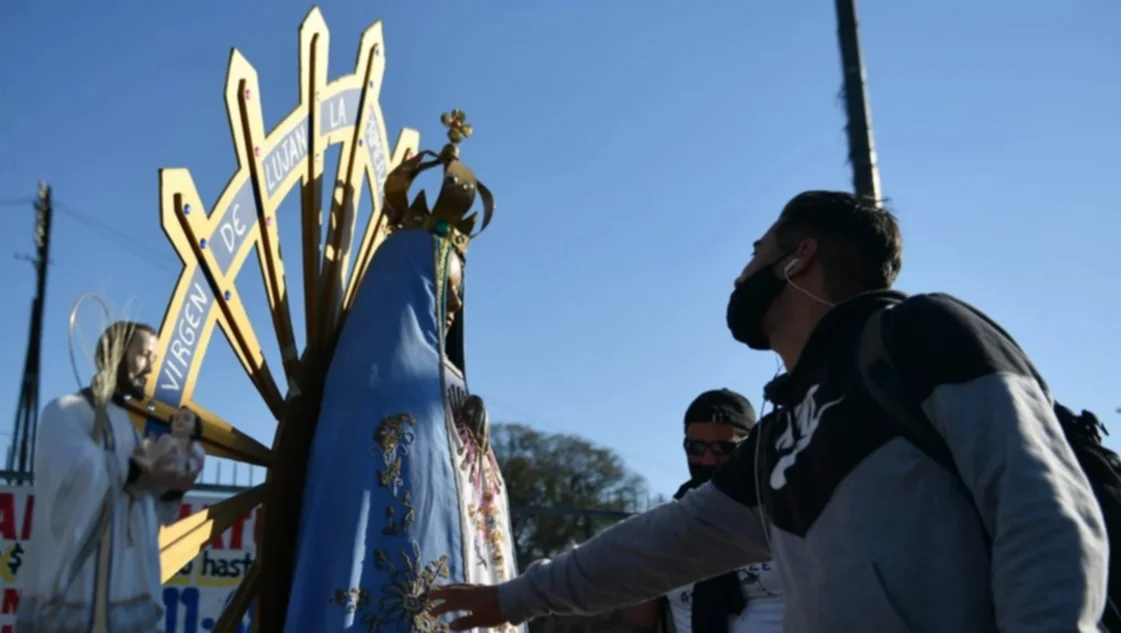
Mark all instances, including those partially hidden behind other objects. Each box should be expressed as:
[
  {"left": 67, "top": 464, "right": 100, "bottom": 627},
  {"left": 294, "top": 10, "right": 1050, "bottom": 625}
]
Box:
[
  {"left": 688, "top": 463, "right": 719, "bottom": 483},
  {"left": 725, "top": 253, "right": 792, "bottom": 350}
]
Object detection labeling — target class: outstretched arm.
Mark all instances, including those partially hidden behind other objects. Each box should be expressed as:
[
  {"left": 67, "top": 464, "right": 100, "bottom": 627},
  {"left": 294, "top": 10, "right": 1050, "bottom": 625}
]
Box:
[
  {"left": 495, "top": 432, "right": 769, "bottom": 624},
  {"left": 890, "top": 294, "right": 1108, "bottom": 632}
]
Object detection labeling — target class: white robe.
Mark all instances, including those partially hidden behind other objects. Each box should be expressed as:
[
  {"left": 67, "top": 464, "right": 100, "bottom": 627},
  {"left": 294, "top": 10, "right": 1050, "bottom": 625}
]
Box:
[
  {"left": 16, "top": 393, "right": 180, "bottom": 633},
  {"left": 451, "top": 414, "right": 520, "bottom": 633}
]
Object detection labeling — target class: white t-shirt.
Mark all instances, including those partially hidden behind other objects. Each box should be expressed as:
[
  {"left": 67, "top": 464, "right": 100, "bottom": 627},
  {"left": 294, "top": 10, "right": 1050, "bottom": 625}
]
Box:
[{"left": 666, "top": 561, "right": 785, "bottom": 633}]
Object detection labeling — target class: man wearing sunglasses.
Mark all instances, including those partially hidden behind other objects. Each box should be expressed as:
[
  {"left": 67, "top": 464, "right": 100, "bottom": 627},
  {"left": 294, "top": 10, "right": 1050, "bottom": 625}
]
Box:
[
  {"left": 617, "top": 389, "right": 784, "bottom": 633},
  {"left": 681, "top": 389, "right": 750, "bottom": 484}
]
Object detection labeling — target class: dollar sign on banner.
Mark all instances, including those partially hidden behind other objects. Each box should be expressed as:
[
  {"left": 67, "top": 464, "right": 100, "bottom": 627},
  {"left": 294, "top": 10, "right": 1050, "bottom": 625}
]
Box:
[{"left": 8, "top": 543, "right": 23, "bottom": 576}]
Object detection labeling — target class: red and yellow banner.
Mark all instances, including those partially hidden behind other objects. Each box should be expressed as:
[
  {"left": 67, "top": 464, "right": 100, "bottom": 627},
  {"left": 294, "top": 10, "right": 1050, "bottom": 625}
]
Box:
[{"left": 0, "top": 485, "right": 257, "bottom": 633}]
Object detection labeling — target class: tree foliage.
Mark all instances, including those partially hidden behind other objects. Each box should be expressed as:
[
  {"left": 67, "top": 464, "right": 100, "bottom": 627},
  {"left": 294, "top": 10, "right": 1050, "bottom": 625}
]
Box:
[{"left": 493, "top": 423, "right": 661, "bottom": 633}]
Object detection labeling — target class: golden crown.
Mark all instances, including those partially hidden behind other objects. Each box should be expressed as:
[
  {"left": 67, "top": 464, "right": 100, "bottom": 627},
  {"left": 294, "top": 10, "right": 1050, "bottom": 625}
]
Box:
[{"left": 383, "top": 109, "right": 494, "bottom": 255}]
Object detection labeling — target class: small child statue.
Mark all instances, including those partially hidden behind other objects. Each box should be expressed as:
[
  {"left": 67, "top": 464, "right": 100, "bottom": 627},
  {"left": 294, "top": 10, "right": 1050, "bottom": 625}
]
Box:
[{"left": 149, "top": 406, "right": 206, "bottom": 480}]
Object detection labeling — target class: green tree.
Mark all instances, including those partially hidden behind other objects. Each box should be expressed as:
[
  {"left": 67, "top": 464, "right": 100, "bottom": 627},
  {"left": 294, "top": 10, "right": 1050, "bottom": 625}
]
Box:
[{"left": 493, "top": 423, "right": 660, "bottom": 633}]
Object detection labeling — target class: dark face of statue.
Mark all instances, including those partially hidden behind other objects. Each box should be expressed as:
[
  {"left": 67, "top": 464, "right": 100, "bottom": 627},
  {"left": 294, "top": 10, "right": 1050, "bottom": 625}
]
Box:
[
  {"left": 120, "top": 329, "right": 158, "bottom": 399},
  {"left": 446, "top": 253, "right": 464, "bottom": 333}
]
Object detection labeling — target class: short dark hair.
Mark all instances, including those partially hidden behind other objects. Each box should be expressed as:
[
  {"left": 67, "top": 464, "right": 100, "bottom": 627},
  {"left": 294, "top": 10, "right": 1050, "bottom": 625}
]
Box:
[
  {"left": 684, "top": 389, "right": 756, "bottom": 433},
  {"left": 94, "top": 321, "right": 157, "bottom": 370},
  {"left": 774, "top": 190, "right": 902, "bottom": 299}
]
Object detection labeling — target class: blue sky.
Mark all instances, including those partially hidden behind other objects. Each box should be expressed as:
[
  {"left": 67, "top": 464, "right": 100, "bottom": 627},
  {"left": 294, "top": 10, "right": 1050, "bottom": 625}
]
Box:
[{"left": 0, "top": 0, "right": 1117, "bottom": 498}]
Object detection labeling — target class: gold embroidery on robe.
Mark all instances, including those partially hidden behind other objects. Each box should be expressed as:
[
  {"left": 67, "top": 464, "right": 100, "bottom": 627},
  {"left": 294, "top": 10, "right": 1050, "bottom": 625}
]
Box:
[
  {"left": 452, "top": 395, "right": 511, "bottom": 579},
  {"left": 332, "top": 413, "right": 451, "bottom": 632}
]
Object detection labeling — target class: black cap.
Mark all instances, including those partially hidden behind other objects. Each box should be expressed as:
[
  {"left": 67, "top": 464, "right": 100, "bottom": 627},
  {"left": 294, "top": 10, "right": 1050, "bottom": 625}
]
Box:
[{"left": 683, "top": 389, "right": 756, "bottom": 432}]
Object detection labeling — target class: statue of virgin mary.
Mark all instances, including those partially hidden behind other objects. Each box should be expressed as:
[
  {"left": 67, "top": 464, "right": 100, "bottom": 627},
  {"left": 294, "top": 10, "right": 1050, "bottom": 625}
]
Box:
[{"left": 283, "top": 119, "right": 522, "bottom": 633}]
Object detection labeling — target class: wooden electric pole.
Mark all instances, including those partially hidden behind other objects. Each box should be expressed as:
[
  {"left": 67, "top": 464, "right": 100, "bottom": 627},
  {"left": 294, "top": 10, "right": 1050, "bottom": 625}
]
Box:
[
  {"left": 9, "top": 182, "right": 53, "bottom": 481},
  {"left": 834, "top": 0, "right": 882, "bottom": 201}
]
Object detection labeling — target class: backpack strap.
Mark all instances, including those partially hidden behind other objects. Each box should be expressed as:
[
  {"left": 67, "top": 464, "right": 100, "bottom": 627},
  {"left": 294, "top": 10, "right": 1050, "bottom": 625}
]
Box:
[
  {"left": 861, "top": 303, "right": 1121, "bottom": 630},
  {"left": 857, "top": 306, "right": 956, "bottom": 472},
  {"left": 860, "top": 305, "right": 999, "bottom": 548}
]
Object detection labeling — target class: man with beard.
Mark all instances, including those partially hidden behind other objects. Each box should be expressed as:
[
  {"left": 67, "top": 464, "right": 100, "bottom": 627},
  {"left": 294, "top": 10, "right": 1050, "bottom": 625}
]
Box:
[
  {"left": 618, "top": 389, "right": 784, "bottom": 633},
  {"left": 17, "top": 321, "right": 203, "bottom": 633},
  {"left": 429, "top": 191, "right": 1107, "bottom": 633}
]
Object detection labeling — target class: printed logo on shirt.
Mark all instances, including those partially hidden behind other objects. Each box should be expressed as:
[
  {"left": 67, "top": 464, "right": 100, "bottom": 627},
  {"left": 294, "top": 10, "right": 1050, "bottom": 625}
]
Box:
[
  {"left": 738, "top": 562, "right": 783, "bottom": 600},
  {"left": 769, "top": 385, "right": 844, "bottom": 490}
]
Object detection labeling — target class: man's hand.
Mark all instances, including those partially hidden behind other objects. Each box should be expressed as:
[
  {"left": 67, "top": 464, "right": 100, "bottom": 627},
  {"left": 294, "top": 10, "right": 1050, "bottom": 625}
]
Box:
[{"left": 428, "top": 584, "right": 506, "bottom": 631}]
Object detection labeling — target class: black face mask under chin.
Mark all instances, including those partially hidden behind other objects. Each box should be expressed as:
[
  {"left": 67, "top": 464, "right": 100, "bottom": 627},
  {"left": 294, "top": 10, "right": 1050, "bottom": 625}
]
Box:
[
  {"left": 688, "top": 463, "right": 719, "bottom": 483},
  {"left": 726, "top": 260, "right": 789, "bottom": 350}
]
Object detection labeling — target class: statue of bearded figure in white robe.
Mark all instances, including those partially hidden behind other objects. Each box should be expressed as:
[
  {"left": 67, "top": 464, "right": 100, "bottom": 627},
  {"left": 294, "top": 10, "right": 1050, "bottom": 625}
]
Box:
[{"left": 16, "top": 320, "right": 204, "bottom": 633}]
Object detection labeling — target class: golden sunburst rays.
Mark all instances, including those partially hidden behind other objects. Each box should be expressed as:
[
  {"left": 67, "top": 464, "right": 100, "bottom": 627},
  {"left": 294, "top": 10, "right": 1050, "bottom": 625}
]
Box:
[
  {"left": 317, "top": 21, "right": 383, "bottom": 342},
  {"left": 158, "top": 484, "right": 267, "bottom": 583},
  {"left": 140, "top": 7, "right": 420, "bottom": 630},
  {"left": 344, "top": 127, "right": 420, "bottom": 312},
  {"left": 122, "top": 399, "right": 271, "bottom": 466},
  {"left": 227, "top": 50, "right": 302, "bottom": 389},
  {"left": 299, "top": 9, "right": 330, "bottom": 349}
]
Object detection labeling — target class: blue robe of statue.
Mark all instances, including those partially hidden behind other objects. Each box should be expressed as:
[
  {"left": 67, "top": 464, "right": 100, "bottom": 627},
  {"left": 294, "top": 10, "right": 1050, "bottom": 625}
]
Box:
[{"left": 285, "top": 229, "right": 522, "bottom": 633}]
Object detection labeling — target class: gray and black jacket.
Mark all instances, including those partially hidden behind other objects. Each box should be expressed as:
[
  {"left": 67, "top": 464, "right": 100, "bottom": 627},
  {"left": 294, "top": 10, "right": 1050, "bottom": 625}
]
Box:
[{"left": 497, "top": 291, "right": 1107, "bottom": 633}]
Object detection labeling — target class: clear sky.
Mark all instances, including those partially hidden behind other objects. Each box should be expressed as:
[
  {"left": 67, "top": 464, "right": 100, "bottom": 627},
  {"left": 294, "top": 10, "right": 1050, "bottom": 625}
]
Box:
[{"left": 0, "top": 0, "right": 1117, "bottom": 499}]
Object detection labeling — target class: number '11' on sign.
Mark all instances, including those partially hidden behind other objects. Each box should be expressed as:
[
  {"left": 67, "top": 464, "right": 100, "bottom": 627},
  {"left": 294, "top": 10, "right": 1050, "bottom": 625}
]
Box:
[{"left": 163, "top": 587, "right": 252, "bottom": 633}]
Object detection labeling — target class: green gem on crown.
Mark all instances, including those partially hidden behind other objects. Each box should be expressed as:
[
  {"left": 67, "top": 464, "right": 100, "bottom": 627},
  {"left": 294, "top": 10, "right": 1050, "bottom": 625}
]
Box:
[{"left": 433, "top": 219, "right": 450, "bottom": 237}]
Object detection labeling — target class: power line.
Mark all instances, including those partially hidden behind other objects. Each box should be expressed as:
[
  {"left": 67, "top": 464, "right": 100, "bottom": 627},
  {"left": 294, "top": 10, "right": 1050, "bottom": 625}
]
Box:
[
  {"left": 52, "top": 200, "right": 179, "bottom": 273},
  {"left": 4, "top": 193, "right": 179, "bottom": 272}
]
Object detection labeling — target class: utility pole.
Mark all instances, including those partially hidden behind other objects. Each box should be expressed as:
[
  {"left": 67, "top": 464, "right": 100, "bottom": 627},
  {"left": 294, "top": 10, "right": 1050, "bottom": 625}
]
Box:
[
  {"left": 834, "top": 0, "right": 882, "bottom": 201},
  {"left": 8, "top": 182, "right": 53, "bottom": 481}
]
